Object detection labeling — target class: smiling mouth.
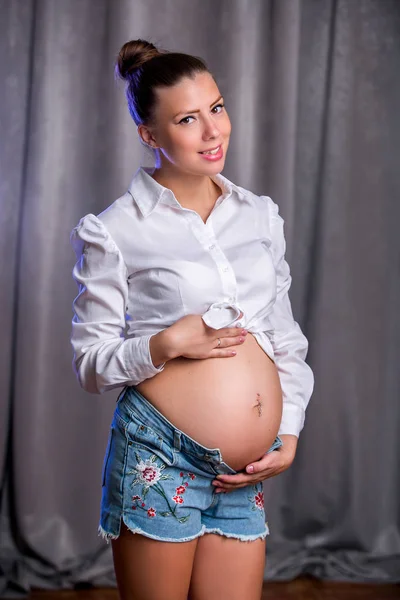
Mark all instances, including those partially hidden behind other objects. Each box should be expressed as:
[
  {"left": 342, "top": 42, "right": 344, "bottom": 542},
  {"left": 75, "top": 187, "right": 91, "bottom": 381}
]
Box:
[{"left": 199, "top": 144, "right": 222, "bottom": 155}]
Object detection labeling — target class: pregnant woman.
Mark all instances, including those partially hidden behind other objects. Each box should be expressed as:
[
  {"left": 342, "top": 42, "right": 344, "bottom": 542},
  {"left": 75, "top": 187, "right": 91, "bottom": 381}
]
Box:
[{"left": 70, "top": 39, "right": 314, "bottom": 600}]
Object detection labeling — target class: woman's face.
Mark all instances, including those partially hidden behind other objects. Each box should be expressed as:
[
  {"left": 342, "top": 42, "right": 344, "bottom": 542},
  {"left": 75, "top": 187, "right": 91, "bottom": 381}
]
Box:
[{"left": 140, "top": 71, "right": 231, "bottom": 175}]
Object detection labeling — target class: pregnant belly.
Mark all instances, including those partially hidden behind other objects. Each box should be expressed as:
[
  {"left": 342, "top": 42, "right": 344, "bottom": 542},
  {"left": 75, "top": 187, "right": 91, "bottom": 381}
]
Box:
[{"left": 135, "top": 333, "right": 283, "bottom": 472}]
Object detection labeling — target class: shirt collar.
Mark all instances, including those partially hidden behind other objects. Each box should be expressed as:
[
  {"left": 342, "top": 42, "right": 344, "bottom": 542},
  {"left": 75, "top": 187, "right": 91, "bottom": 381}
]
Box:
[{"left": 128, "top": 165, "right": 238, "bottom": 218}]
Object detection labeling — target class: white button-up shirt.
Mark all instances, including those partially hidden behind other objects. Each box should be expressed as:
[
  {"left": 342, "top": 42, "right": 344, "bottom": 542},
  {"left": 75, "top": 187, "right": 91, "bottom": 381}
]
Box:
[{"left": 70, "top": 166, "right": 314, "bottom": 437}]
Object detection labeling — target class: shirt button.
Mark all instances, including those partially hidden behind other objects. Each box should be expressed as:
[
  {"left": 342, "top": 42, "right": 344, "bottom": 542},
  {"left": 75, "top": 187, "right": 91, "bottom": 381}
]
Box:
[
  {"left": 222, "top": 266, "right": 229, "bottom": 272},
  {"left": 209, "top": 244, "right": 216, "bottom": 250}
]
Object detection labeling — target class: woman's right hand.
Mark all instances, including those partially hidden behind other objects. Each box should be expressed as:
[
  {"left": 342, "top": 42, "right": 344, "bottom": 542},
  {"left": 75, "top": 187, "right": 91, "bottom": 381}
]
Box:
[{"left": 165, "top": 312, "right": 247, "bottom": 360}]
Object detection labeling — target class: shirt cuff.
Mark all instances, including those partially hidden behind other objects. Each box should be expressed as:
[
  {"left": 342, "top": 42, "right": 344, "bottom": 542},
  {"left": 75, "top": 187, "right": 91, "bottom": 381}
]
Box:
[
  {"left": 124, "top": 334, "right": 166, "bottom": 383},
  {"left": 145, "top": 334, "right": 166, "bottom": 374},
  {"left": 277, "top": 403, "right": 305, "bottom": 438}
]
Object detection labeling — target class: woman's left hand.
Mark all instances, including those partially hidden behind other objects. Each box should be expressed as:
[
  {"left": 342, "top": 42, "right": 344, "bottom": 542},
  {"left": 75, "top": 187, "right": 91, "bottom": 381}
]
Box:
[{"left": 212, "top": 434, "right": 298, "bottom": 492}]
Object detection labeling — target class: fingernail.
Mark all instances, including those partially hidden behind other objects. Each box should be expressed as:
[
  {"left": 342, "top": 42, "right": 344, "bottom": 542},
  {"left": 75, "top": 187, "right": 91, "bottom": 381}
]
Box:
[{"left": 247, "top": 465, "right": 254, "bottom": 473}]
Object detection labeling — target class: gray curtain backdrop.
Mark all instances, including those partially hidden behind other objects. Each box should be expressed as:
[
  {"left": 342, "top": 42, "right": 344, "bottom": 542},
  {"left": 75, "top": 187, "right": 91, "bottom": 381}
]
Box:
[{"left": 1, "top": 0, "right": 399, "bottom": 596}]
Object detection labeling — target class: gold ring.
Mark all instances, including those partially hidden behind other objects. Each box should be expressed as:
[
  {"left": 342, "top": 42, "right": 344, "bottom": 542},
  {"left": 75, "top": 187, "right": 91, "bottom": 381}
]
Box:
[{"left": 217, "top": 338, "right": 221, "bottom": 347}]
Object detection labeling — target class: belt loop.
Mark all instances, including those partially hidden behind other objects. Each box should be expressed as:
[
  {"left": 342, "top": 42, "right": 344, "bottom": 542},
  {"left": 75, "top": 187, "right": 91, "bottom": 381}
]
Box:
[{"left": 173, "top": 430, "right": 181, "bottom": 451}]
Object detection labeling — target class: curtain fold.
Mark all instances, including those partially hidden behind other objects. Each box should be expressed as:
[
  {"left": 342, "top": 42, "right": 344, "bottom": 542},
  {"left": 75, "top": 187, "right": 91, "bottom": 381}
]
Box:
[{"left": 1, "top": 0, "right": 399, "bottom": 595}]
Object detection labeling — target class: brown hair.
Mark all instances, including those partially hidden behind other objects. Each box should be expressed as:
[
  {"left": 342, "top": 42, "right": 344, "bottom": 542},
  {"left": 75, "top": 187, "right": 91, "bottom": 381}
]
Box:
[{"left": 115, "top": 39, "right": 210, "bottom": 125}]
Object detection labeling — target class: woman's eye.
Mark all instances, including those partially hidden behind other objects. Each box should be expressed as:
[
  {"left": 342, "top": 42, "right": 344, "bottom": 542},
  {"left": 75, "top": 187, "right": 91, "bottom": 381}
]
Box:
[
  {"left": 179, "top": 103, "right": 225, "bottom": 125},
  {"left": 179, "top": 116, "right": 194, "bottom": 125},
  {"left": 212, "top": 103, "right": 225, "bottom": 113}
]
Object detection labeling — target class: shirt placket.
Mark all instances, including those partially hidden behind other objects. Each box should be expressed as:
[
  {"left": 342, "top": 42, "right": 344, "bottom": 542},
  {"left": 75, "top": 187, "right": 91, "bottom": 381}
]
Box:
[
  {"left": 182, "top": 211, "right": 245, "bottom": 329},
  {"left": 187, "top": 212, "right": 237, "bottom": 301}
]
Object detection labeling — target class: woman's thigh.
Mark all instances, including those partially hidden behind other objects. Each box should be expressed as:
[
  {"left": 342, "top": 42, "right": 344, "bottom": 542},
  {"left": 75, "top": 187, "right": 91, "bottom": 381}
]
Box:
[
  {"left": 188, "top": 532, "right": 266, "bottom": 600},
  {"left": 112, "top": 520, "right": 199, "bottom": 600}
]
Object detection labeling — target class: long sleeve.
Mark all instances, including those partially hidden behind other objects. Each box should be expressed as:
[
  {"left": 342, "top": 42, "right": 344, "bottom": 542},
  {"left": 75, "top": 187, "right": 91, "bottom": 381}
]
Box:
[
  {"left": 70, "top": 213, "right": 165, "bottom": 394},
  {"left": 263, "top": 197, "right": 314, "bottom": 437}
]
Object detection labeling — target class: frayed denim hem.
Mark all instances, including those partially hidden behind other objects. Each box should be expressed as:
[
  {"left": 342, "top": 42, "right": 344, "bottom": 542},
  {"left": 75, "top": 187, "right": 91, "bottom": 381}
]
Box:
[
  {"left": 98, "top": 518, "right": 269, "bottom": 544},
  {"left": 98, "top": 519, "right": 209, "bottom": 544},
  {"left": 98, "top": 524, "right": 119, "bottom": 544},
  {"left": 202, "top": 526, "right": 270, "bottom": 542}
]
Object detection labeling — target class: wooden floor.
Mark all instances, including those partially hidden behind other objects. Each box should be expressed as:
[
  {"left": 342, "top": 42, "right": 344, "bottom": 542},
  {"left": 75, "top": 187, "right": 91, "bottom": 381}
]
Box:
[{"left": 29, "top": 576, "right": 400, "bottom": 599}]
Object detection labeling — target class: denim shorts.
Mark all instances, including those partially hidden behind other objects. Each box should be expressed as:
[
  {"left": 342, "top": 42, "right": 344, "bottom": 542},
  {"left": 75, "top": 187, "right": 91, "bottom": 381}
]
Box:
[{"left": 98, "top": 386, "right": 283, "bottom": 544}]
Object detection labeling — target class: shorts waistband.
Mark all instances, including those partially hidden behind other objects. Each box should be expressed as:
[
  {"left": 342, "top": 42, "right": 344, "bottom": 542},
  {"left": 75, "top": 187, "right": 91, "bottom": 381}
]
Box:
[{"left": 117, "top": 386, "right": 224, "bottom": 463}]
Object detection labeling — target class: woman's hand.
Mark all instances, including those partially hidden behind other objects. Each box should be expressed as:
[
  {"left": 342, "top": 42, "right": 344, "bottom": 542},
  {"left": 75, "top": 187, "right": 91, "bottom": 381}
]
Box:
[
  {"left": 212, "top": 434, "right": 298, "bottom": 492},
  {"left": 164, "top": 312, "right": 247, "bottom": 360}
]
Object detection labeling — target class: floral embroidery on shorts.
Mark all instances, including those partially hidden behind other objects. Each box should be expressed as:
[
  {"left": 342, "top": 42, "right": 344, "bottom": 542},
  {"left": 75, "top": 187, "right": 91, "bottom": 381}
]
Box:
[
  {"left": 127, "top": 451, "right": 196, "bottom": 524},
  {"left": 248, "top": 484, "right": 265, "bottom": 512}
]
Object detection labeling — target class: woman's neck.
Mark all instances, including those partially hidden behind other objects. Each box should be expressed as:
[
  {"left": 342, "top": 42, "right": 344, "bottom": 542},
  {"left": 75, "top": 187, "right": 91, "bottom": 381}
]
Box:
[{"left": 150, "top": 167, "right": 222, "bottom": 212}]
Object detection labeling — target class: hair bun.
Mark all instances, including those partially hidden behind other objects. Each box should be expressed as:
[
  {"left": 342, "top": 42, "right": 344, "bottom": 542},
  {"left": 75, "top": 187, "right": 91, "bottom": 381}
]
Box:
[{"left": 116, "top": 39, "right": 160, "bottom": 80}]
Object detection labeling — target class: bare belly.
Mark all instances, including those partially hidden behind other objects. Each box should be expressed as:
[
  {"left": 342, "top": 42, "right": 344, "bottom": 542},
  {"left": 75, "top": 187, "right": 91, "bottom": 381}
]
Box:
[{"left": 135, "top": 333, "right": 283, "bottom": 472}]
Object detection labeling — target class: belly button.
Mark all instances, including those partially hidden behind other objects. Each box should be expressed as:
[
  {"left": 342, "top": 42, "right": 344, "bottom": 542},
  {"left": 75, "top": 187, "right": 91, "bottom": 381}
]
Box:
[{"left": 252, "top": 393, "right": 263, "bottom": 417}]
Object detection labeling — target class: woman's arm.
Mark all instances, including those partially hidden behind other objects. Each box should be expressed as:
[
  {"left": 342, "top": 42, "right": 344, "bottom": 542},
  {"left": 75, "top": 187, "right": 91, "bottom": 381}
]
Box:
[
  {"left": 70, "top": 213, "right": 172, "bottom": 394},
  {"left": 263, "top": 195, "right": 315, "bottom": 438}
]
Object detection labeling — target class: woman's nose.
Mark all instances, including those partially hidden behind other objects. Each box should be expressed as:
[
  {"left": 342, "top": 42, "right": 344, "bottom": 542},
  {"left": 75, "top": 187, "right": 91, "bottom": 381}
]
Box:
[{"left": 202, "top": 118, "right": 220, "bottom": 139}]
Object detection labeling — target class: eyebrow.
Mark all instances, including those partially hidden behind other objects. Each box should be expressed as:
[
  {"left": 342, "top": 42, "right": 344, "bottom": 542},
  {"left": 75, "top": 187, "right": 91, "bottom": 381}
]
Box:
[{"left": 173, "top": 95, "right": 223, "bottom": 119}]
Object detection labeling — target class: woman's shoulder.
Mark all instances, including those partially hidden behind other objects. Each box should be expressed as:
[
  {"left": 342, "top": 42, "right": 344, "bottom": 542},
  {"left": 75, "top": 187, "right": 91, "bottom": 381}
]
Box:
[
  {"left": 226, "top": 177, "right": 286, "bottom": 248},
  {"left": 70, "top": 191, "right": 136, "bottom": 251},
  {"left": 70, "top": 212, "right": 122, "bottom": 261},
  {"left": 222, "top": 172, "right": 278, "bottom": 212},
  {"left": 227, "top": 176, "right": 282, "bottom": 223}
]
